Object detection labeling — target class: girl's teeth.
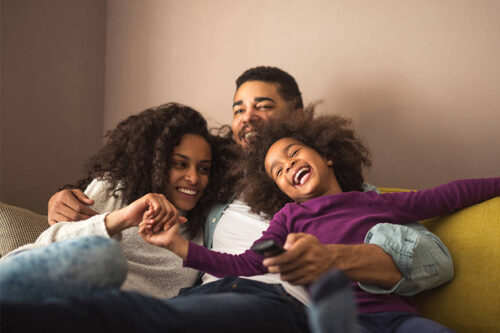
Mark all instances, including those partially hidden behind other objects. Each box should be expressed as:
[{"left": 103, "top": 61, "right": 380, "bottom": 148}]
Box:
[{"left": 294, "top": 168, "right": 310, "bottom": 185}]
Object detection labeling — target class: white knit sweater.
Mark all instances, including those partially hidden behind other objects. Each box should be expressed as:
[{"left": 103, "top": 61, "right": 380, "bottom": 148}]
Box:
[{"left": 8, "top": 179, "right": 202, "bottom": 299}]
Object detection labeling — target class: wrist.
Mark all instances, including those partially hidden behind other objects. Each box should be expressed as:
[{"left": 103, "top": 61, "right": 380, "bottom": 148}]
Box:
[
  {"left": 170, "top": 237, "right": 189, "bottom": 260},
  {"left": 104, "top": 209, "right": 129, "bottom": 236},
  {"left": 326, "top": 243, "right": 351, "bottom": 272},
  {"left": 328, "top": 243, "right": 402, "bottom": 288}
]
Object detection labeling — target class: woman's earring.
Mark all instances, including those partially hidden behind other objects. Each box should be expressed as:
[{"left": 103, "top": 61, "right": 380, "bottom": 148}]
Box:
[{"left": 327, "top": 160, "right": 333, "bottom": 166}]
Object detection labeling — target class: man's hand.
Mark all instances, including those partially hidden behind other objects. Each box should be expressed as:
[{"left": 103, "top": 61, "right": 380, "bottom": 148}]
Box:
[
  {"left": 263, "top": 233, "right": 334, "bottom": 285},
  {"left": 47, "top": 189, "right": 97, "bottom": 225},
  {"left": 263, "top": 233, "right": 403, "bottom": 288}
]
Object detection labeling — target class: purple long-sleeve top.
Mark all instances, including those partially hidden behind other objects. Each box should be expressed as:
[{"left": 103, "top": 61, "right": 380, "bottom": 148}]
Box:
[{"left": 185, "top": 178, "right": 500, "bottom": 313}]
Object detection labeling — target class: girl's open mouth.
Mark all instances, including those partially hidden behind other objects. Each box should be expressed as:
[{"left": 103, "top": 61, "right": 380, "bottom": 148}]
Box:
[{"left": 293, "top": 167, "right": 311, "bottom": 186}]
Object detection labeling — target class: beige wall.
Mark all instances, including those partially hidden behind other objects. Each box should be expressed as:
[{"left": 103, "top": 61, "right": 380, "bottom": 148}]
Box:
[
  {"left": 105, "top": 0, "right": 500, "bottom": 189},
  {"left": 0, "top": 0, "right": 106, "bottom": 213},
  {"left": 1, "top": 0, "right": 499, "bottom": 214}
]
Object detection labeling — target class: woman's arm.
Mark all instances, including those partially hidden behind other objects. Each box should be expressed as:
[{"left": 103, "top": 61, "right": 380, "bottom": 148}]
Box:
[{"left": 32, "top": 179, "right": 126, "bottom": 246}]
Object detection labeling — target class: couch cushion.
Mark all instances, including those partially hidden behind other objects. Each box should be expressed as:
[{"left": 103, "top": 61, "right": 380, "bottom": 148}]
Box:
[
  {"left": 0, "top": 202, "right": 48, "bottom": 257},
  {"left": 379, "top": 188, "right": 500, "bottom": 332},
  {"left": 415, "top": 196, "right": 500, "bottom": 333}
]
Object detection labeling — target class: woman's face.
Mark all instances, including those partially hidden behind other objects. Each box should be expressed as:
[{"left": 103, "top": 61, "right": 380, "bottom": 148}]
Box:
[{"left": 164, "top": 134, "right": 212, "bottom": 212}]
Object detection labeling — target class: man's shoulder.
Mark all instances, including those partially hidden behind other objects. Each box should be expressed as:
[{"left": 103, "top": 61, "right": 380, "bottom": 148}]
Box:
[{"left": 362, "top": 182, "right": 380, "bottom": 193}]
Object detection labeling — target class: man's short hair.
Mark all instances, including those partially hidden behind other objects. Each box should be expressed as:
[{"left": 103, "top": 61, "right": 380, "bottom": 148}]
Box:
[{"left": 236, "top": 66, "right": 304, "bottom": 110}]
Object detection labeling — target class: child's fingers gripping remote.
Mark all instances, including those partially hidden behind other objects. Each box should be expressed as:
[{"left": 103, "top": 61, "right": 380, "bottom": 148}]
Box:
[{"left": 251, "top": 239, "right": 286, "bottom": 258}]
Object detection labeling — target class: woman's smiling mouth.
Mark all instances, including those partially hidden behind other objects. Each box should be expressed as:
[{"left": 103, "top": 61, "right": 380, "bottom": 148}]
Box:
[{"left": 176, "top": 187, "right": 199, "bottom": 197}]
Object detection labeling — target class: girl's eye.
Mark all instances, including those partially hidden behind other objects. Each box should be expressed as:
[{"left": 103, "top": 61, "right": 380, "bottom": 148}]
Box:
[
  {"left": 276, "top": 168, "right": 283, "bottom": 178},
  {"left": 290, "top": 149, "right": 300, "bottom": 157}
]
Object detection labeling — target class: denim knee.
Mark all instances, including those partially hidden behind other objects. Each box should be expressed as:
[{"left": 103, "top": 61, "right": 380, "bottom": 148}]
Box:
[{"left": 0, "top": 236, "right": 128, "bottom": 302}]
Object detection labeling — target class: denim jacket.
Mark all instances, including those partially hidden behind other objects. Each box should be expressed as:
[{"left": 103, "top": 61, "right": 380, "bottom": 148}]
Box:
[{"left": 204, "top": 185, "right": 454, "bottom": 296}]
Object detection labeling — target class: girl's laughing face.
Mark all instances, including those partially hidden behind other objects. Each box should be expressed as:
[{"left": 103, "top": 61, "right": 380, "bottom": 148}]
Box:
[{"left": 264, "top": 137, "right": 341, "bottom": 202}]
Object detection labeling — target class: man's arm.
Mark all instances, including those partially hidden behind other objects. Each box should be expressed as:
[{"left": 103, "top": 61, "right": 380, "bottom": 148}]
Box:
[
  {"left": 262, "top": 233, "right": 402, "bottom": 287},
  {"left": 47, "top": 189, "right": 98, "bottom": 225},
  {"left": 263, "top": 223, "right": 454, "bottom": 295},
  {"left": 360, "top": 222, "right": 454, "bottom": 296}
]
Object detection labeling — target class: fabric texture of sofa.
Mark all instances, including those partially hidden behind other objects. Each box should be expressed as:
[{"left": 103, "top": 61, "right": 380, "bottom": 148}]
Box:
[
  {"left": 378, "top": 188, "right": 500, "bottom": 333},
  {"left": 1, "top": 194, "right": 499, "bottom": 332}
]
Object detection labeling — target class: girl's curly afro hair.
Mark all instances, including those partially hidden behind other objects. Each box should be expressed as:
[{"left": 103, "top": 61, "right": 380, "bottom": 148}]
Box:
[
  {"left": 237, "top": 105, "right": 372, "bottom": 219},
  {"left": 68, "top": 102, "right": 234, "bottom": 239}
]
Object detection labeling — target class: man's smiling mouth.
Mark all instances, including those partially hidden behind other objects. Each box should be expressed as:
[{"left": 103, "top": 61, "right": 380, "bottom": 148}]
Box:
[{"left": 244, "top": 132, "right": 257, "bottom": 140}]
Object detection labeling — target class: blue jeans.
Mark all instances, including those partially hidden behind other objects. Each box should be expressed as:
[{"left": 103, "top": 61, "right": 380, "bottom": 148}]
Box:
[
  {"left": 0, "top": 277, "right": 308, "bottom": 333},
  {"left": 0, "top": 236, "right": 127, "bottom": 302}
]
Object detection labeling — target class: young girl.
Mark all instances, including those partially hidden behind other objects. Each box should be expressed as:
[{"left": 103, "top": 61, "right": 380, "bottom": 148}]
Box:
[
  {"left": 0, "top": 103, "right": 233, "bottom": 302},
  {"left": 139, "top": 107, "right": 499, "bottom": 332}
]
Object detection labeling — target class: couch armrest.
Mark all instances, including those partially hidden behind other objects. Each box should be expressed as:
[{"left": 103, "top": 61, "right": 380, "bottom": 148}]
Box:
[
  {"left": 415, "top": 197, "right": 500, "bottom": 333},
  {"left": 0, "top": 202, "right": 49, "bottom": 257}
]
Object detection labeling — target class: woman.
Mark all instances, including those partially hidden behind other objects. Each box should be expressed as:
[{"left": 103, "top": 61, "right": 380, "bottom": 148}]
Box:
[{"left": 0, "top": 102, "right": 232, "bottom": 301}]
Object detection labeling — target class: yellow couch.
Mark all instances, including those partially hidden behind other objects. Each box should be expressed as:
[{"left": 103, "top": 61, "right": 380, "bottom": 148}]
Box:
[
  {"left": 379, "top": 189, "right": 500, "bottom": 333},
  {"left": 1, "top": 195, "right": 499, "bottom": 332}
]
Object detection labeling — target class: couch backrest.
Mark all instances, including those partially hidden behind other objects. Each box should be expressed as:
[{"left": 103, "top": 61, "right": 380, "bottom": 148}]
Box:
[{"left": 0, "top": 202, "right": 48, "bottom": 257}]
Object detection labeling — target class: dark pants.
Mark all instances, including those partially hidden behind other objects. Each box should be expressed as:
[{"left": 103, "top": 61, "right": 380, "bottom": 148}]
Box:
[
  {"left": 308, "top": 270, "right": 454, "bottom": 333},
  {"left": 0, "top": 277, "right": 308, "bottom": 333}
]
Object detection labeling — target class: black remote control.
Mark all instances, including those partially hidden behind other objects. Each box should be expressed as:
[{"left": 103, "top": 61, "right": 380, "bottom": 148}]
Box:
[{"left": 251, "top": 239, "right": 286, "bottom": 257}]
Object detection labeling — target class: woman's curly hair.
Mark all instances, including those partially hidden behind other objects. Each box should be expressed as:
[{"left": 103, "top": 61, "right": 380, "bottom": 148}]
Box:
[
  {"left": 237, "top": 105, "right": 372, "bottom": 219},
  {"left": 68, "top": 102, "right": 234, "bottom": 239}
]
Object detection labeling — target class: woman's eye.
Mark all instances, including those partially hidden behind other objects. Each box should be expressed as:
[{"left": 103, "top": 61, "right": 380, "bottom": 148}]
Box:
[
  {"left": 173, "top": 161, "right": 186, "bottom": 168},
  {"left": 290, "top": 149, "right": 300, "bottom": 157},
  {"left": 199, "top": 166, "right": 210, "bottom": 174}
]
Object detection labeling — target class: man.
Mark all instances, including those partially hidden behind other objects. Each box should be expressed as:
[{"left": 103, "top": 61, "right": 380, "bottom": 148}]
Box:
[{"left": 2, "top": 67, "right": 453, "bottom": 332}]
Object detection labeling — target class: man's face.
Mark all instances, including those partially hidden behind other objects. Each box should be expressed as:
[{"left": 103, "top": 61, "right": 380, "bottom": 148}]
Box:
[{"left": 232, "top": 81, "right": 295, "bottom": 149}]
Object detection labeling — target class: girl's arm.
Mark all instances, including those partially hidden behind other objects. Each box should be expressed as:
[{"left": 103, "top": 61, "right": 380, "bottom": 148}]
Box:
[
  {"left": 141, "top": 210, "right": 289, "bottom": 278},
  {"left": 380, "top": 177, "right": 500, "bottom": 222}
]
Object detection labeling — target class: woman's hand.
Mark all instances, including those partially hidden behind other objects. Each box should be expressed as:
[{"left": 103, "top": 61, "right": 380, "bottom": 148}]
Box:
[{"left": 105, "top": 193, "right": 182, "bottom": 236}]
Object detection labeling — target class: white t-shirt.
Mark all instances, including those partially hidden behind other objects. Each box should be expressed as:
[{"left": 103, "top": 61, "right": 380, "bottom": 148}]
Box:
[{"left": 202, "top": 198, "right": 310, "bottom": 305}]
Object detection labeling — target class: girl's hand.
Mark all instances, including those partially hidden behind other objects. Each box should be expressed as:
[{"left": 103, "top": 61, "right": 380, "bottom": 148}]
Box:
[
  {"left": 134, "top": 193, "right": 183, "bottom": 232},
  {"left": 138, "top": 218, "right": 189, "bottom": 260}
]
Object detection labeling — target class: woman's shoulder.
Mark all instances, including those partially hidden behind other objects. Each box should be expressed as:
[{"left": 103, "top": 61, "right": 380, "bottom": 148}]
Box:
[{"left": 84, "top": 178, "right": 126, "bottom": 213}]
